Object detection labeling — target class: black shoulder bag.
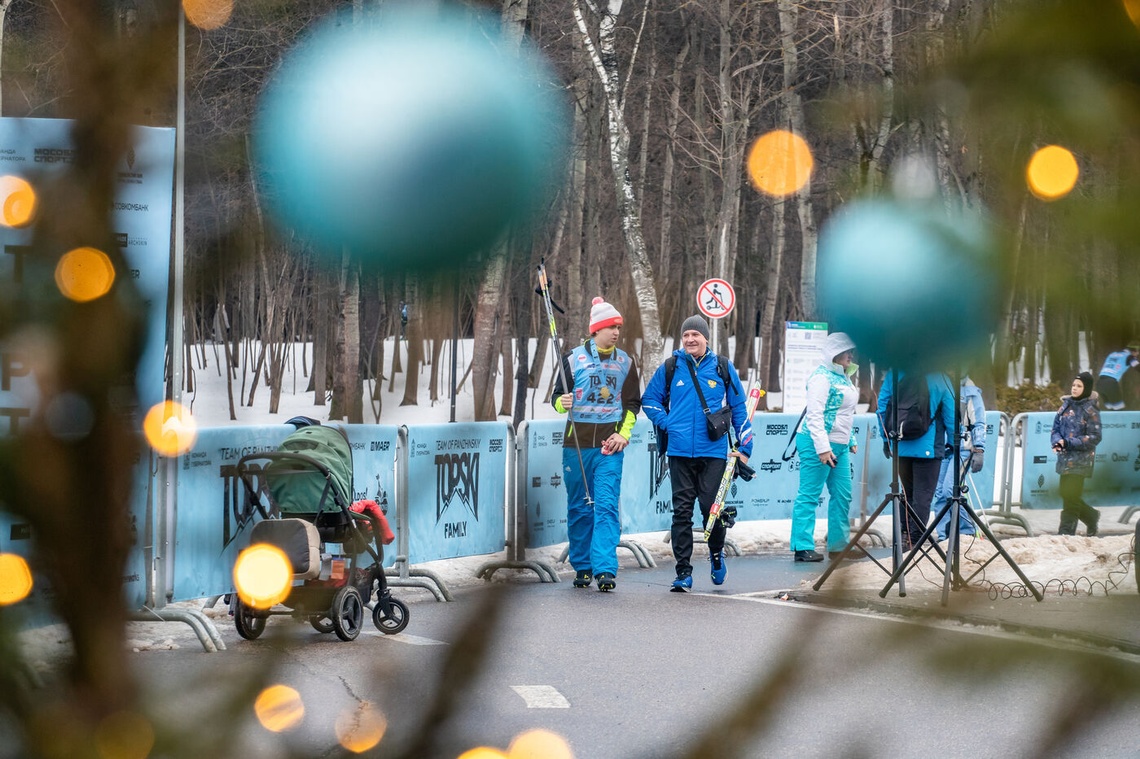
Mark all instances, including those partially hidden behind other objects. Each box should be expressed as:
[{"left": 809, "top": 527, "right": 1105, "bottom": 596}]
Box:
[{"left": 685, "top": 359, "right": 732, "bottom": 441}]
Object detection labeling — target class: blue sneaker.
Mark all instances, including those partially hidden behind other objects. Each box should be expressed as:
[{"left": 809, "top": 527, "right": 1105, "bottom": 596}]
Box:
[
  {"left": 710, "top": 552, "right": 726, "bottom": 585},
  {"left": 670, "top": 574, "right": 693, "bottom": 592}
]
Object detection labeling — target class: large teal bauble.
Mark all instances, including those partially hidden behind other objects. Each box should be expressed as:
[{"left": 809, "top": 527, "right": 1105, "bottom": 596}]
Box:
[
  {"left": 254, "top": 3, "right": 569, "bottom": 271},
  {"left": 816, "top": 199, "right": 999, "bottom": 370}
]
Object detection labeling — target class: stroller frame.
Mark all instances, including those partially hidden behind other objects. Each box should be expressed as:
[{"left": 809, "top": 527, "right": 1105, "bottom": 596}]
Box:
[{"left": 231, "top": 439, "right": 408, "bottom": 641}]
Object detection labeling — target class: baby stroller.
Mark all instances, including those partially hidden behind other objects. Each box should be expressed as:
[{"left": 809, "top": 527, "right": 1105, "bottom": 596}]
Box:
[{"left": 232, "top": 423, "right": 408, "bottom": 641}]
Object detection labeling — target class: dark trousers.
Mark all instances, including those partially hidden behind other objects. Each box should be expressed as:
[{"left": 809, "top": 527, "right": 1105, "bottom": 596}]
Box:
[
  {"left": 1058, "top": 473, "right": 1098, "bottom": 533},
  {"left": 669, "top": 456, "right": 727, "bottom": 577},
  {"left": 898, "top": 456, "right": 941, "bottom": 546}
]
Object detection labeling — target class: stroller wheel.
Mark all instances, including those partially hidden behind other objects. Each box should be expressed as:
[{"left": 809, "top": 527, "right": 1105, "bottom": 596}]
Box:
[
  {"left": 310, "top": 616, "right": 335, "bottom": 634},
  {"left": 332, "top": 585, "right": 364, "bottom": 642},
  {"left": 373, "top": 597, "right": 409, "bottom": 635},
  {"left": 234, "top": 599, "right": 267, "bottom": 641}
]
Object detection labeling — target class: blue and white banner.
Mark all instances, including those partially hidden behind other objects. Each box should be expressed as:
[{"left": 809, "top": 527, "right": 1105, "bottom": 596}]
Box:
[
  {"left": 522, "top": 420, "right": 570, "bottom": 548},
  {"left": 0, "top": 117, "right": 175, "bottom": 611},
  {"left": 405, "top": 422, "right": 509, "bottom": 563},
  {"left": 171, "top": 424, "right": 399, "bottom": 602},
  {"left": 1018, "top": 411, "right": 1140, "bottom": 509}
]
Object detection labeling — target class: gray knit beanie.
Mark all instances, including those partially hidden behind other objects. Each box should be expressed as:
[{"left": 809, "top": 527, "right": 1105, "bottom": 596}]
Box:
[{"left": 680, "top": 315, "right": 711, "bottom": 342}]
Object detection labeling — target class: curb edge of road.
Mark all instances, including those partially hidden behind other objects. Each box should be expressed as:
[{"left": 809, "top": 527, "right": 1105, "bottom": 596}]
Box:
[{"left": 786, "top": 590, "right": 1140, "bottom": 658}]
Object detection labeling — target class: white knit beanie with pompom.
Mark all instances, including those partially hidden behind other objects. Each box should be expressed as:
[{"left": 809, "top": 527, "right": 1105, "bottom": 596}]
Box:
[{"left": 589, "top": 296, "right": 623, "bottom": 334}]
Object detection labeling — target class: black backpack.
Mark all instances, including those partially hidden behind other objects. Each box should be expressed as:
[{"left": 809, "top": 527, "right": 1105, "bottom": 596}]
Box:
[
  {"left": 654, "top": 355, "right": 736, "bottom": 455},
  {"left": 886, "top": 373, "right": 932, "bottom": 441}
]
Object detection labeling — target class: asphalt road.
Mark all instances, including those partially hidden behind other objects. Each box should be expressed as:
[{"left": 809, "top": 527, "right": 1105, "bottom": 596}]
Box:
[{"left": 110, "top": 554, "right": 1140, "bottom": 759}]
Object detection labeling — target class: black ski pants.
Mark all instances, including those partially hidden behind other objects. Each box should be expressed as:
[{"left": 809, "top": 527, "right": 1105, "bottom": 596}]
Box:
[
  {"left": 669, "top": 455, "right": 727, "bottom": 577},
  {"left": 898, "top": 456, "right": 941, "bottom": 547}
]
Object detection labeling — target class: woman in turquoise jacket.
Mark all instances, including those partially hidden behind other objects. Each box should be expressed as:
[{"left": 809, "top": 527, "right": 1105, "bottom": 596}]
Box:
[{"left": 790, "top": 332, "right": 859, "bottom": 562}]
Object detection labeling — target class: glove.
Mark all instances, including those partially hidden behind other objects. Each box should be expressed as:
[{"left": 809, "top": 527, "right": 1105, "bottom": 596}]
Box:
[
  {"left": 721, "top": 506, "right": 738, "bottom": 528},
  {"left": 969, "top": 449, "right": 984, "bottom": 473},
  {"left": 734, "top": 460, "right": 756, "bottom": 482},
  {"left": 882, "top": 440, "right": 892, "bottom": 460}
]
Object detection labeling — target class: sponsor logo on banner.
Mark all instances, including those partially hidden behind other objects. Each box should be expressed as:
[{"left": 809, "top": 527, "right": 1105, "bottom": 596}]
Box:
[
  {"left": 1134, "top": 445, "right": 1140, "bottom": 471},
  {"left": 1033, "top": 456, "right": 1047, "bottom": 464},
  {"left": 550, "top": 473, "right": 562, "bottom": 488},
  {"left": 1111, "top": 451, "right": 1131, "bottom": 462},
  {"left": 767, "top": 424, "right": 788, "bottom": 436},
  {"left": 370, "top": 440, "right": 390, "bottom": 451},
  {"left": 532, "top": 476, "right": 541, "bottom": 488},
  {"left": 435, "top": 453, "right": 479, "bottom": 539},
  {"left": 0, "top": 148, "right": 25, "bottom": 163},
  {"left": 760, "top": 459, "right": 781, "bottom": 472},
  {"left": 489, "top": 438, "right": 503, "bottom": 453},
  {"left": 1038, "top": 475, "right": 1045, "bottom": 488},
  {"left": 553, "top": 432, "right": 563, "bottom": 446},
  {"left": 113, "top": 201, "right": 150, "bottom": 212},
  {"left": 1102, "top": 422, "right": 1127, "bottom": 429},
  {"left": 182, "top": 450, "right": 212, "bottom": 470},
  {"left": 34, "top": 147, "right": 76, "bottom": 164}
]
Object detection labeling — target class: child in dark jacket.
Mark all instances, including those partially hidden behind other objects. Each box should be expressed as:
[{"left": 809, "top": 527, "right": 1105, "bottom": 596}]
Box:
[{"left": 1050, "top": 371, "right": 1102, "bottom": 536}]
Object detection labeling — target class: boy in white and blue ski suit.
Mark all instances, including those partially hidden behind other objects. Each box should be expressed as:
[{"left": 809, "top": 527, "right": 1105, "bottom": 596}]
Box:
[
  {"left": 551, "top": 297, "right": 641, "bottom": 592},
  {"left": 931, "top": 375, "right": 986, "bottom": 541},
  {"left": 641, "top": 315, "right": 753, "bottom": 591}
]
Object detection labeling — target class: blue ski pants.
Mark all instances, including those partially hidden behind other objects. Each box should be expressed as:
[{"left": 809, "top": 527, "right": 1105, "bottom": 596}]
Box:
[
  {"left": 932, "top": 452, "right": 976, "bottom": 541},
  {"left": 563, "top": 447, "right": 624, "bottom": 577},
  {"left": 791, "top": 436, "right": 852, "bottom": 552}
]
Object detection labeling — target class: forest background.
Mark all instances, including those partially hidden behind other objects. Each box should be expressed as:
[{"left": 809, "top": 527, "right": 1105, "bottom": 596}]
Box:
[{"left": 5, "top": 0, "right": 1140, "bottom": 430}]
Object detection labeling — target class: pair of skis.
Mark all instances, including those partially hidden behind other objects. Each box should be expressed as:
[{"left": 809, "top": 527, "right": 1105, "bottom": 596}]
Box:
[{"left": 703, "top": 381, "right": 764, "bottom": 540}]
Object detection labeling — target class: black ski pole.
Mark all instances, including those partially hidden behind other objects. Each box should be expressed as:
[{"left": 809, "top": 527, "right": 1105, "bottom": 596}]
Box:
[{"left": 537, "top": 260, "right": 592, "bottom": 505}]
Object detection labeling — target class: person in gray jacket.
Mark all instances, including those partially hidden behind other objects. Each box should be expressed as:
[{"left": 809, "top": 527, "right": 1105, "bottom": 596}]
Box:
[{"left": 1050, "top": 371, "right": 1102, "bottom": 536}]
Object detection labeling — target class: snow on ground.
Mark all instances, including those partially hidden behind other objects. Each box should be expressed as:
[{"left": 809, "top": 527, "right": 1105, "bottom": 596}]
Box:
[{"left": 17, "top": 339, "right": 1138, "bottom": 664}]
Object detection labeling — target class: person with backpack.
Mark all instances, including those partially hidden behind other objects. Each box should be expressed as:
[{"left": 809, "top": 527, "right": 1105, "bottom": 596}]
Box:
[
  {"left": 551, "top": 297, "right": 642, "bottom": 592},
  {"left": 876, "top": 370, "right": 957, "bottom": 550},
  {"left": 1051, "top": 371, "right": 1102, "bottom": 536},
  {"left": 930, "top": 374, "right": 987, "bottom": 542},
  {"left": 641, "top": 315, "right": 753, "bottom": 591},
  {"left": 1094, "top": 343, "right": 1139, "bottom": 411},
  {"left": 790, "top": 332, "right": 860, "bottom": 562}
]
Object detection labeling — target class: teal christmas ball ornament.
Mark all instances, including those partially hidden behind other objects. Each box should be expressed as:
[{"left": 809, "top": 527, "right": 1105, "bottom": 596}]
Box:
[
  {"left": 816, "top": 199, "right": 999, "bottom": 370},
  {"left": 254, "top": 3, "right": 569, "bottom": 271}
]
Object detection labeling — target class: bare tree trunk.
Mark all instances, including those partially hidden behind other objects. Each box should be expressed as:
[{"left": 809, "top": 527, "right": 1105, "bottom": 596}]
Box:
[
  {"left": 778, "top": 0, "right": 819, "bottom": 318},
  {"left": 572, "top": 0, "right": 664, "bottom": 366},
  {"left": 758, "top": 200, "right": 786, "bottom": 409},
  {"left": 471, "top": 250, "right": 506, "bottom": 421},
  {"left": 401, "top": 279, "right": 423, "bottom": 407},
  {"left": 334, "top": 250, "right": 362, "bottom": 422}
]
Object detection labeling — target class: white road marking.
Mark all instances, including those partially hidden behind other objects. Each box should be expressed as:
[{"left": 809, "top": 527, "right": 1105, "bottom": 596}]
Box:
[
  {"left": 361, "top": 630, "right": 447, "bottom": 646},
  {"left": 510, "top": 685, "right": 570, "bottom": 708},
  {"left": 699, "top": 590, "right": 1140, "bottom": 663}
]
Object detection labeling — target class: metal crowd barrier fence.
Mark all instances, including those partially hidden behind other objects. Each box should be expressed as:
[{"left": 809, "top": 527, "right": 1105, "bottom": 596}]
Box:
[{"left": 10, "top": 408, "right": 1139, "bottom": 653}]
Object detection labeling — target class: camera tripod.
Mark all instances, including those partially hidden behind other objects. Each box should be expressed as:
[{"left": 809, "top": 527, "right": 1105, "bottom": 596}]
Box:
[
  {"left": 814, "top": 368, "right": 950, "bottom": 595},
  {"left": 890, "top": 370, "right": 1042, "bottom": 604}
]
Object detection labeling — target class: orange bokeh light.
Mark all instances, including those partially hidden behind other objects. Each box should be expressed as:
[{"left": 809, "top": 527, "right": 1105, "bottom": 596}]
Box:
[
  {"left": 335, "top": 704, "right": 387, "bottom": 754},
  {"left": 54, "top": 247, "right": 116, "bottom": 303},
  {"left": 233, "top": 544, "right": 292, "bottom": 610},
  {"left": 508, "top": 729, "right": 573, "bottom": 759},
  {"left": 0, "top": 175, "right": 36, "bottom": 227},
  {"left": 143, "top": 401, "right": 198, "bottom": 457},
  {"left": 1026, "top": 145, "right": 1079, "bottom": 201},
  {"left": 747, "top": 130, "right": 814, "bottom": 197},
  {"left": 254, "top": 684, "right": 305, "bottom": 732},
  {"left": 183, "top": 0, "right": 234, "bottom": 30},
  {"left": 0, "top": 554, "right": 34, "bottom": 605}
]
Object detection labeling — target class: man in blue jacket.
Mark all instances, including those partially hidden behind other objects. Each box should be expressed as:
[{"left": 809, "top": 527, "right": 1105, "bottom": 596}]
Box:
[
  {"left": 877, "top": 371, "right": 956, "bottom": 550},
  {"left": 1095, "top": 343, "right": 1139, "bottom": 410},
  {"left": 641, "top": 315, "right": 753, "bottom": 592}
]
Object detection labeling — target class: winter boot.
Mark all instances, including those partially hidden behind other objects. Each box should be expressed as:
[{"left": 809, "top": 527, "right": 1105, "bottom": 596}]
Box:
[
  {"left": 1057, "top": 515, "right": 1079, "bottom": 535},
  {"left": 1082, "top": 506, "right": 1101, "bottom": 537},
  {"left": 710, "top": 551, "right": 727, "bottom": 585},
  {"left": 573, "top": 570, "right": 593, "bottom": 588},
  {"left": 794, "top": 549, "right": 824, "bottom": 562},
  {"left": 595, "top": 572, "right": 616, "bottom": 592},
  {"left": 670, "top": 574, "right": 693, "bottom": 592}
]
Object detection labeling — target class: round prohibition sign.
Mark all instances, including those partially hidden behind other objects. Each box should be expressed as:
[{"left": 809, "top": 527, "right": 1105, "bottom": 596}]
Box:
[{"left": 696, "top": 278, "right": 735, "bottom": 320}]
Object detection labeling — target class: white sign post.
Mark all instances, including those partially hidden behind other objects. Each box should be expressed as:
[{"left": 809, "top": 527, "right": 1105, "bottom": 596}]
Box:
[
  {"left": 696, "top": 278, "right": 735, "bottom": 349},
  {"left": 782, "top": 321, "right": 828, "bottom": 414}
]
